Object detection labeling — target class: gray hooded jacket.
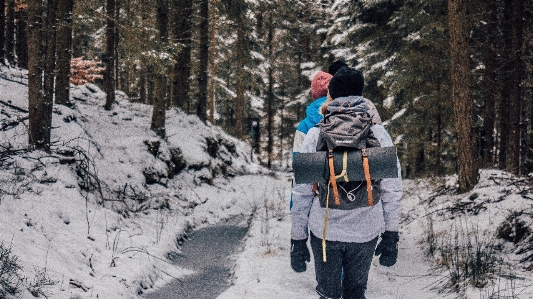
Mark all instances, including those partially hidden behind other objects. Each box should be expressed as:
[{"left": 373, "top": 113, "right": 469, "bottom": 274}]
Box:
[{"left": 291, "top": 96, "right": 402, "bottom": 243}]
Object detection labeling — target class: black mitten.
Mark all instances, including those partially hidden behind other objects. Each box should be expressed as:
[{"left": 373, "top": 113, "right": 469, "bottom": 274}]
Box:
[
  {"left": 290, "top": 239, "right": 310, "bottom": 272},
  {"left": 374, "top": 231, "right": 399, "bottom": 267}
]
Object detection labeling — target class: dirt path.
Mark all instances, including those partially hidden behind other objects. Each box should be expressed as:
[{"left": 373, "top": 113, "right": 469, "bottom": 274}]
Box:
[{"left": 143, "top": 225, "right": 249, "bottom": 299}]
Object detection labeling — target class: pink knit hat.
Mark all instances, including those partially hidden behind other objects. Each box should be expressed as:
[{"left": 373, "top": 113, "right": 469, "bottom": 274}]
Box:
[{"left": 311, "top": 71, "right": 333, "bottom": 100}]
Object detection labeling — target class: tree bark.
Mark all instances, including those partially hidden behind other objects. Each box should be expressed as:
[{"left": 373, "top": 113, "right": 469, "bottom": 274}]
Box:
[
  {"left": 171, "top": 0, "right": 192, "bottom": 111},
  {"left": 114, "top": 0, "right": 120, "bottom": 90},
  {"left": 43, "top": 0, "right": 57, "bottom": 110},
  {"left": 28, "top": 0, "right": 52, "bottom": 151},
  {"left": 139, "top": 2, "right": 148, "bottom": 104},
  {"left": 208, "top": 0, "right": 217, "bottom": 124},
  {"left": 6, "top": 0, "right": 14, "bottom": 64},
  {"left": 140, "top": 60, "right": 147, "bottom": 104},
  {"left": 104, "top": 0, "right": 116, "bottom": 110},
  {"left": 15, "top": 6, "right": 28, "bottom": 68},
  {"left": 0, "top": 0, "right": 5, "bottom": 63},
  {"left": 266, "top": 14, "right": 274, "bottom": 169},
  {"left": 151, "top": 74, "right": 167, "bottom": 137},
  {"left": 55, "top": 0, "right": 74, "bottom": 106},
  {"left": 481, "top": 0, "right": 497, "bottom": 168},
  {"left": 448, "top": 0, "right": 479, "bottom": 192},
  {"left": 197, "top": 0, "right": 209, "bottom": 122},
  {"left": 151, "top": 0, "right": 169, "bottom": 138},
  {"left": 498, "top": 0, "right": 513, "bottom": 168},
  {"left": 233, "top": 1, "right": 245, "bottom": 137},
  {"left": 507, "top": 0, "right": 524, "bottom": 174}
]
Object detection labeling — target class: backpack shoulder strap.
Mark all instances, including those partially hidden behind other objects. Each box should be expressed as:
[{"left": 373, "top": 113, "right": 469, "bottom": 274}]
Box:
[{"left": 362, "top": 148, "right": 374, "bottom": 206}]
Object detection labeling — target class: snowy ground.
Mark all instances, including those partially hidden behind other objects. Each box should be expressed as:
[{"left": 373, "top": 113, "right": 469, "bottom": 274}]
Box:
[
  {"left": 1, "top": 66, "right": 533, "bottom": 299},
  {"left": 0, "top": 66, "right": 272, "bottom": 299},
  {"left": 219, "top": 173, "right": 533, "bottom": 299}
]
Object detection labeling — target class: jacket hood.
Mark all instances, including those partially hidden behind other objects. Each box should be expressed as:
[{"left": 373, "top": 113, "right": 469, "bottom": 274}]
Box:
[{"left": 326, "top": 96, "right": 368, "bottom": 113}]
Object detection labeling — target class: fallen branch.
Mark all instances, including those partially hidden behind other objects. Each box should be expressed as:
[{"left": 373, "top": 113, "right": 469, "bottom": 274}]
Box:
[
  {"left": 0, "top": 100, "right": 28, "bottom": 113},
  {"left": 0, "top": 117, "right": 29, "bottom": 131},
  {"left": 69, "top": 279, "right": 88, "bottom": 292}
]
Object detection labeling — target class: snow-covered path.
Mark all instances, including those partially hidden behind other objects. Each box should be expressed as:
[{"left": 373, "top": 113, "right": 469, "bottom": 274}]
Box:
[
  {"left": 216, "top": 178, "right": 453, "bottom": 299},
  {"left": 217, "top": 181, "right": 444, "bottom": 299},
  {"left": 216, "top": 220, "right": 453, "bottom": 298},
  {"left": 216, "top": 174, "right": 533, "bottom": 299}
]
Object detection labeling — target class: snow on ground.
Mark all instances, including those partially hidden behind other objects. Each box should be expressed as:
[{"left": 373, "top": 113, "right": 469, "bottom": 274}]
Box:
[
  {"left": 219, "top": 172, "right": 533, "bottom": 299},
  {"left": 0, "top": 66, "right": 271, "bottom": 299},
  {"left": 1, "top": 65, "right": 533, "bottom": 299}
]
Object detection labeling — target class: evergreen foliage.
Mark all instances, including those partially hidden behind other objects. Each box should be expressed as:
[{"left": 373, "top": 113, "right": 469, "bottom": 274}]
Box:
[{"left": 4, "top": 0, "right": 533, "bottom": 181}]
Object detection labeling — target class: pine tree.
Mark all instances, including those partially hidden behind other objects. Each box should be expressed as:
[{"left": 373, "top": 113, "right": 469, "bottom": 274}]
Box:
[
  {"left": 6, "top": 0, "right": 14, "bottom": 64},
  {"left": 55, "top": 0, "right": 73, "bottom": 106},
  {"left": 151, "top": 0, "right": 169, "bottom": 138},
  {"left": 43, "top": 0, "right": 57, "bottom": 113},
  {"left": 15, "top": 2, "right": 28, "bottom": 69},
  {"left": 170, "top": 0, "right": 192, "bottom": 111},
  {"left": 0, "top": 0, "right": 5, "bottom": 63},
  {"left": 448, "top": 0, "right": 479, "bottom": 192},
  {"left": 28, "top": 0, "right": 53, "bottom": 151},
  {"left": 507, "top": 0, "right": 524, "bottom": 174},
  {"left": 197, "top": 0, "right": 208, "bottom": 123},
  {"left": 104, "top": 0, "right": 116, "bottom": 110}
]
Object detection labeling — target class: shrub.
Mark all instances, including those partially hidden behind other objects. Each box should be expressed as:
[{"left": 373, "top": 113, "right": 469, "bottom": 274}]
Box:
[
  {"left": 0, "top": 243, "right": 22, "bottom": 298},
  {"left": 70, "top": 57, "right": 105, "bottom": 85},
  {"left": 424, "top": 217, "right": 504, "bottom": 293}
]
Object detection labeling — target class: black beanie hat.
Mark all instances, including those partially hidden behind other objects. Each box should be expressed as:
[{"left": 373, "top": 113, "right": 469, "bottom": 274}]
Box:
[
  {"left": 328, "top": 66, "right": 364, "bottom": 99},
  {"left": 328, "top": 60, "right": 348, "bottom": 75}
]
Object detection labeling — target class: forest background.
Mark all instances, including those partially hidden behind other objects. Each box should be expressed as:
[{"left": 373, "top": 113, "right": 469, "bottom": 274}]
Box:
[{"left": 1, "top": 0, "right": 533, "bottom": 191}]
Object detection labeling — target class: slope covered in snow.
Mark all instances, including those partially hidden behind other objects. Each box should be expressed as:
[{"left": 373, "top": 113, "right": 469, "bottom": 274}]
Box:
[{"left": 0, "top": 66, "right": 271, "bottom": 298}]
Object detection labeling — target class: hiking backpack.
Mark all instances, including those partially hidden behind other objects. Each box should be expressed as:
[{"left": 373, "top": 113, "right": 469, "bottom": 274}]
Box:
[{"left": 315, "top": 97, "right": 381, "bottom": 210}]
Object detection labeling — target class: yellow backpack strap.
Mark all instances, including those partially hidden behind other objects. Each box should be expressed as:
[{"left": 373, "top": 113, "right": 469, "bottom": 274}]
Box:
[
  {"left": 334, "top": 151, "right": 349, "bottom": 182},
  {"left": 362, "top": 148, "right": 373, "bottom": 206},
  {"left": 327, "top": 150, "right": 341, "bottom": 206},
  {"left": 322, "top": 183, "right": 330, "bottom": 262}
]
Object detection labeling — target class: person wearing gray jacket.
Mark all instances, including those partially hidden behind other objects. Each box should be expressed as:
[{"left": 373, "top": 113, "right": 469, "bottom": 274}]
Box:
[{"left": 290, "top": 67, "right": 402, "bottom": 299}]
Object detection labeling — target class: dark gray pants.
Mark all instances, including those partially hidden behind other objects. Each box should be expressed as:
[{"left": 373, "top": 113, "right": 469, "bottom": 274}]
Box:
[{"left": 310, "top": 233, "right": 378, "bottom": 299}]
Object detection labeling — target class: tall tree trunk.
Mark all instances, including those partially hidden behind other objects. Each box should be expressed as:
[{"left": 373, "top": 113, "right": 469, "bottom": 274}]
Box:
[
  {"left": 436, "top": 103, "right": 443, "bottom": 174},
  {"left": 481, "top": 0, "right": 497, "bottom": 168},
  {"left": 197, "top": 0, "right": 209, "bottom": 122},
  {"left": 507, "top": 0, "right": 524, "bottom": 174},
  {"left": 301, "top": 3, "right": 311, "bottom": 62},
  {"left": 0, "top": 0, "right": 5, "bottom": 63},
  {"left": 140, "top": 60, "right": 147, "bottom": 104},
  {"left": 124, "top": 0, "right": 133, "bottom": 96},
  {"left": 151, "top": 74, "right": 167, "bottom": 137},
  {"left": 114, "top": 0, "right": 120, "bottom": 90},
  {"left": 28, "top": 0, "right": 51, "bottom": 151},
  {"left": 55, "top": 0, "right": 73, "bottom": 106},
  {"left": 498, "top": 0, "right": 513, "bottom": 168},
  {"left": 15, "top": 7, "right": 28, "bottom": 68},
  {"left": 104, "top": 0, "right": 116, "bottom": 110},
  {"left": 171, "top": 0, "right": 192, "bottom": 111},
  {"left": 266, "top": 14, "right": 274, "bottom": 169},
  {"left": 43, "top": 0, "right": 57, "bottom": 109},
  {"left": 208, "top": 0, "right": 217, "bottom": 124},
  {"left": 139, "top": 1, "right": 148, "bottom": 104},
  {"left": 234, "top": 2, "right": 245, "bottom": 137},
  {"left": 448, "top": 0, "right": 479, "bottom": 192},
  {"left": 151, "top": 0, "right": 169, "bottom": 138},
  {"left": 6, "top": 0, "right": 14, "bottom": 64}
]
